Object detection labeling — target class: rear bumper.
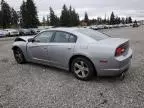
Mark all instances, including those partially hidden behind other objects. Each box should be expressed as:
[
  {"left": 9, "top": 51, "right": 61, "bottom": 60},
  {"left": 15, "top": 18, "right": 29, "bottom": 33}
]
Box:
[
  {"left": 96, "top": 49, "right": 132, "bottom": 76},
  {"left": 98, "top": 61, "right": 131, "bottom": 76}
]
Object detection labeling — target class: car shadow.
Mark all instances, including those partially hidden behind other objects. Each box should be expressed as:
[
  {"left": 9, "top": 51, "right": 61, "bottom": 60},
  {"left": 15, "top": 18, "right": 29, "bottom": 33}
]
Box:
[
  {"left": 22, "top": 62, "right": 127, "bottom": 82},
  {"left": 93, "top": 76, "right": 125, "bottom": 83},
  {"left": 26, "top": 62, "right": 71, "bottom": 74}
]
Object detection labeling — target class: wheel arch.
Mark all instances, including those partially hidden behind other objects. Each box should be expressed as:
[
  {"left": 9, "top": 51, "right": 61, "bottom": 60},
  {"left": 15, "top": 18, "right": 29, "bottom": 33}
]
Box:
[
  {"left": 69, "top": 54, "right": 97, "bottom": 75},
  {"left": 12, "top": 46, "right": 26, "bottom": 59},
  {"left": 12, "top": 46, "right": 21, "bottom": 51}
]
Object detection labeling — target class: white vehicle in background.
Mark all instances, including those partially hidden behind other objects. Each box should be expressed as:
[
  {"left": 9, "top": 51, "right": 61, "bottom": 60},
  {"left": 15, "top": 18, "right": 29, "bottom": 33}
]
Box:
[
  {"left": 31, "top": 28, "right": 40, "bottom": 35},
  {"left": 5, "top": 29, "right": 19, "bottom": 36},
  {"left": 19, "top": 29, "right": 32, "bottom": 36},
  {"left": 90, "top": 25, "right": 98, "bottom": 30},
  {"left": 0, "top": 30, "right": 9, "bottom": 37},
  {"left": 97, "top": 25, "right": 105, "bottom": 29}
]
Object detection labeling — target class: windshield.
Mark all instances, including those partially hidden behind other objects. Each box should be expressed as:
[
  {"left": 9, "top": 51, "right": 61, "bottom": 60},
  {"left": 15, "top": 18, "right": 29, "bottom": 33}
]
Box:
[{"left": 76, "top": 28, "right": 109, "bottom": 41}]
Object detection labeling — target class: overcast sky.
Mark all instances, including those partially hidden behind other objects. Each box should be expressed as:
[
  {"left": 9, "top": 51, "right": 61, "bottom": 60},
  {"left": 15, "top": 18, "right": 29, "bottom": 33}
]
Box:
[{"left": 4, "top": 0, "right": 144, "bottom": 21}]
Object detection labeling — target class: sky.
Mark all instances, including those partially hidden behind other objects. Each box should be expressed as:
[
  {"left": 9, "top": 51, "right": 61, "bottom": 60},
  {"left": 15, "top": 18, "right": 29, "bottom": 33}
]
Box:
[{"left": 4, "top": 0, "right": 144, "bottom": 21}]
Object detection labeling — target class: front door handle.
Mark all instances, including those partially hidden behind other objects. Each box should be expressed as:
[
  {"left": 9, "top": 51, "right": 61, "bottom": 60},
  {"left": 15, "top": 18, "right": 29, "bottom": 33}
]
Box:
[{"left": 68, "top": 47, "right": 72, "bottom": 50}]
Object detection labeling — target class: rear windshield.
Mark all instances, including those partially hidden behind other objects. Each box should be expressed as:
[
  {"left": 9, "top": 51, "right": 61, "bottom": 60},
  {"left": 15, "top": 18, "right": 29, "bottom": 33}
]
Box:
[{"left": 76, "top": 28, "right": 109, "bottom": 41}]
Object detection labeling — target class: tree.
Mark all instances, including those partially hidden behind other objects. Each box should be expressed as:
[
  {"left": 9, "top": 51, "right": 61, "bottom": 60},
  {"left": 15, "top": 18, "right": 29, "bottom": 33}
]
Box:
[
  {"left": 26, "top": 0, "right": 39, "bottom": 28},
  {"left": 68, "top": 6, "right": 73, "bottom": 26},
  {"left": 115, "top": 17, "right": 120, "bottom": 24},
  {"left": 126, "top": 17, "right": 129, "bottom": 24},
  {"left": 134, "top": 20, "right": 137, "bottom": 24},
  {"left": 72, "top": 9, "right": 79, "bottom": 26},
  {"left": 20, "top": 1, "right": 27, "bottom": 27},
  {"left": 84, "top": 12, "right": 89, "bottom": 25},
  {"left": 60, "top": 4, "right": 70, "bottom": 26},
  {"left": 42, "top": 16, "right": 46, "bottom": 26},
  {"left": 121, "top": 17, "right": 125, "bottom": 24},
  {"left": 49, "top": 7, "right": 59, "bottom": 26},
  {"left": 0, "top": 11, "right": 2, "bottom": 27},
  {"left": 46, "top": 15, "right": 50, "bottom": 26},
  {"left": 110, "top": 12, "right": 115, "bottom": 25},
  {"left": 97, "top": 17, "right": 102, "bottom": 24},
  {"left": 128, "top": 17, "right": 132, "bottom": 23},
  {"left": 1, "top": 0, "right": 11, "bottom": 28},
  {"left": 11, "top": 8, "right": 19, "bottom": 27},
  {"left": 68, "top": 6, "right": 79, "bottom": 26},
  {"left": 20, "top": 0, "right": 39, "bottom": 28}
]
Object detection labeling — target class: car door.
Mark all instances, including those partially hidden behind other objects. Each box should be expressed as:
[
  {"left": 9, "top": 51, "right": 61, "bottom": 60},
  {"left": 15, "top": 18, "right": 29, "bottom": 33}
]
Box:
[
  {"left": 47, "top": 31, "right": 77, "bottom": 68},
  {"left": 27, "top": 31, "right": 54, "bottom": 63}
]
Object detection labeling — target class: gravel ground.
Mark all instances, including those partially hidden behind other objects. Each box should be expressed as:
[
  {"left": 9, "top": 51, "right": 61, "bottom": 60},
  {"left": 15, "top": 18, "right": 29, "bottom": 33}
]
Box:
[{"left": 0, "top": 26, "right": 144, "bottom": 108}]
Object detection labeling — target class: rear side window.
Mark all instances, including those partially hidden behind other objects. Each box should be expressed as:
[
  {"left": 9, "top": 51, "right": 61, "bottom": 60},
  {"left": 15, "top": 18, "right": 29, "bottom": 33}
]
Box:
[
  {"left": 52, "top": 31, "right": 77, "bottom": 43},
  {"left": 76, "top": 28, "right": 109, "bottom": 41}
]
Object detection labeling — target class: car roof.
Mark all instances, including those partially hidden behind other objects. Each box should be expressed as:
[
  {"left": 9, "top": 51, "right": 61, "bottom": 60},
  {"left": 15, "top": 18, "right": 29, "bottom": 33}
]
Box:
[{"left": 45, "top": 27, "right": 80, "bottom": 33}]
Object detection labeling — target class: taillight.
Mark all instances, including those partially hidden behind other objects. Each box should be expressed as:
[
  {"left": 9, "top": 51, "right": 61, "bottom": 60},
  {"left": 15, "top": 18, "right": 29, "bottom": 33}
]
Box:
[
  {"left": 115, "top": 47, "right": 125, "bottom": 56},
  {"left": 115, "top": 42, "right": 129, "bottom": 56}
]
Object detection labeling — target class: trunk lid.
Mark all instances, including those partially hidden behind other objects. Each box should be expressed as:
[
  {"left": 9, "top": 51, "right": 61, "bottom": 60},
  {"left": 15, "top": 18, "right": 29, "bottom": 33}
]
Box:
[{"left": 98, "top": 38, "right": 129, "bottom": 48}]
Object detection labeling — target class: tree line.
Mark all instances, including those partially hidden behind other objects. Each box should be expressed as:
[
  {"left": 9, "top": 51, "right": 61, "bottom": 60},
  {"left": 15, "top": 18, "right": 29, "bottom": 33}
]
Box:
[
  {"left": 83, "top": 12, "right": 133, "bottom": 25},
  {"left": 0, "top": 0, "right": 134, "bottom": 29},
  {"left": 42, "top": 5, "right": 79, "bottom": 27}
]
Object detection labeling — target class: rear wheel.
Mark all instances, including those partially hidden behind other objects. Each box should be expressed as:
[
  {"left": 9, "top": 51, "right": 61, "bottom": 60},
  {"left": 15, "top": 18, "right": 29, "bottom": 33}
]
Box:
[
  {"left": 71, "top": 57, "right": 95, "bottom": 81},
  {"left": 13, "top": 48, "right": 26, "bottom": 64}
]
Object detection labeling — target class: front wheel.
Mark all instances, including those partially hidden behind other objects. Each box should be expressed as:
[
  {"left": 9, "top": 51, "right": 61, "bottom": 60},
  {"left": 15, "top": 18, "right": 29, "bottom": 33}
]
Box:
[
  {"left": 71, "top": 57, "right": 95, "bottom": 81},
  {"left": 13, "top": 48, "right": 26, "bottom": 64}
]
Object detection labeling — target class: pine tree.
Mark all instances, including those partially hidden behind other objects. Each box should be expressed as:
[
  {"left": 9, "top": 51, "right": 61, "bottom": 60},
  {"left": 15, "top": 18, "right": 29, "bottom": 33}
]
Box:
[
  {"left": 20, "top": 1, "right": 27, "bottom": 28},
  {"left": 110, "top": 12, "right": 115, "bottom": 25},
  {"left": 60, "top": 4, "right": 70, "bottom": 26},
  {"left": 0, "top": 11, "right": 2, "bottom": 27},
  {"left": 11, "top": 8, "right": 18, "bottom": 27},
  {"left": 134, "top": 20, "right": 137, "bottom": 24},
  {"left": 26, "top": 0, "right": 39, "bottom": 28},
  {"left": 1, "top": 0, "right": 11, "bottom": 28},
  {"left": 126, "top": 17, "right": 129, "bottom": 24},
  {"left": 72, "top": 9, "right": 79, "bottom": 26},
  {"left": 128, "top": 17, "right": 132, "bottom": 23},
  {"left": 20, "top": 0, "right": 39, "bottom": 28},
  {"left": 97, "top": 17, "right": 102, "bottom": 24},
  {"left": 42, "top": 16, "right": 46, "bottom": 26},
  {"left": 115, "top": 17, "right": 120, "bottom": 24},
  {"left": 121, "top": 17, "right": 125, "bottom": 24},
  {"left": 68, "top": 6, "right": 79, "bottom": 26},
  {"left": 49, "top": 7, "right": 59, "bottom": 26},
  {"left": 68, "top": 6, "right": 73, "bottom": 26},
  {"left": 84, "top": 12, "right": 89, "bottom": 25},
  {"left": 46, "top": 15, "right": 50, "bottom": 26}
]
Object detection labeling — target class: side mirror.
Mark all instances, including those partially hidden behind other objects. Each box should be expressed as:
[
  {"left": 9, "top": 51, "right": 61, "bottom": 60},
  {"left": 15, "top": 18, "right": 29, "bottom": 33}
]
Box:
[{"left": 28, "top": 38, "right": 35, "bottom": 42}]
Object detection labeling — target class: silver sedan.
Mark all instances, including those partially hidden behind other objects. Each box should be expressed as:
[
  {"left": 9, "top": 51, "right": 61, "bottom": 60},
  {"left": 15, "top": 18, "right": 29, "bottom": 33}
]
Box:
[{"left": 12, "top": 28, "right": 132, "bottom": 80}]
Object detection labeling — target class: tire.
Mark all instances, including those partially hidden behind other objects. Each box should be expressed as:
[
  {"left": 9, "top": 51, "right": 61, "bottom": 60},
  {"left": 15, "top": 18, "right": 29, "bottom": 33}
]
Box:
[
  {"left": 13, "top": 48, "right": 26, "bottom": 64},
  {"left": 8, "top": 33, "right": 11, "bottom": 37},
  {"left": 71, "top": 57, "right": 95, "bottom": 81}
]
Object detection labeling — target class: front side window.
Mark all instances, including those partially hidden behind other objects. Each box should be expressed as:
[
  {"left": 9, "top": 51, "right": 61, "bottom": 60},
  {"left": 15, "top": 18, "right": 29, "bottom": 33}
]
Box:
[
  {"left": 52, "top": 31, "right": 77, "bottom": 43},
  {"left": 34, "top": 31, "right": 54, "bottom": 43}
]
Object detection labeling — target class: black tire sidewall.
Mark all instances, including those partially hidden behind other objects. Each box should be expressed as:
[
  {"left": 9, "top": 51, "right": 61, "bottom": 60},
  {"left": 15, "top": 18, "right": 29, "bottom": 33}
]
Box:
[
  {"left": 13, "top": 48, "right": 25, "bottom": 64},
  {"left": 71, "top": 57, "right": 94, "bottom": 81}
]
